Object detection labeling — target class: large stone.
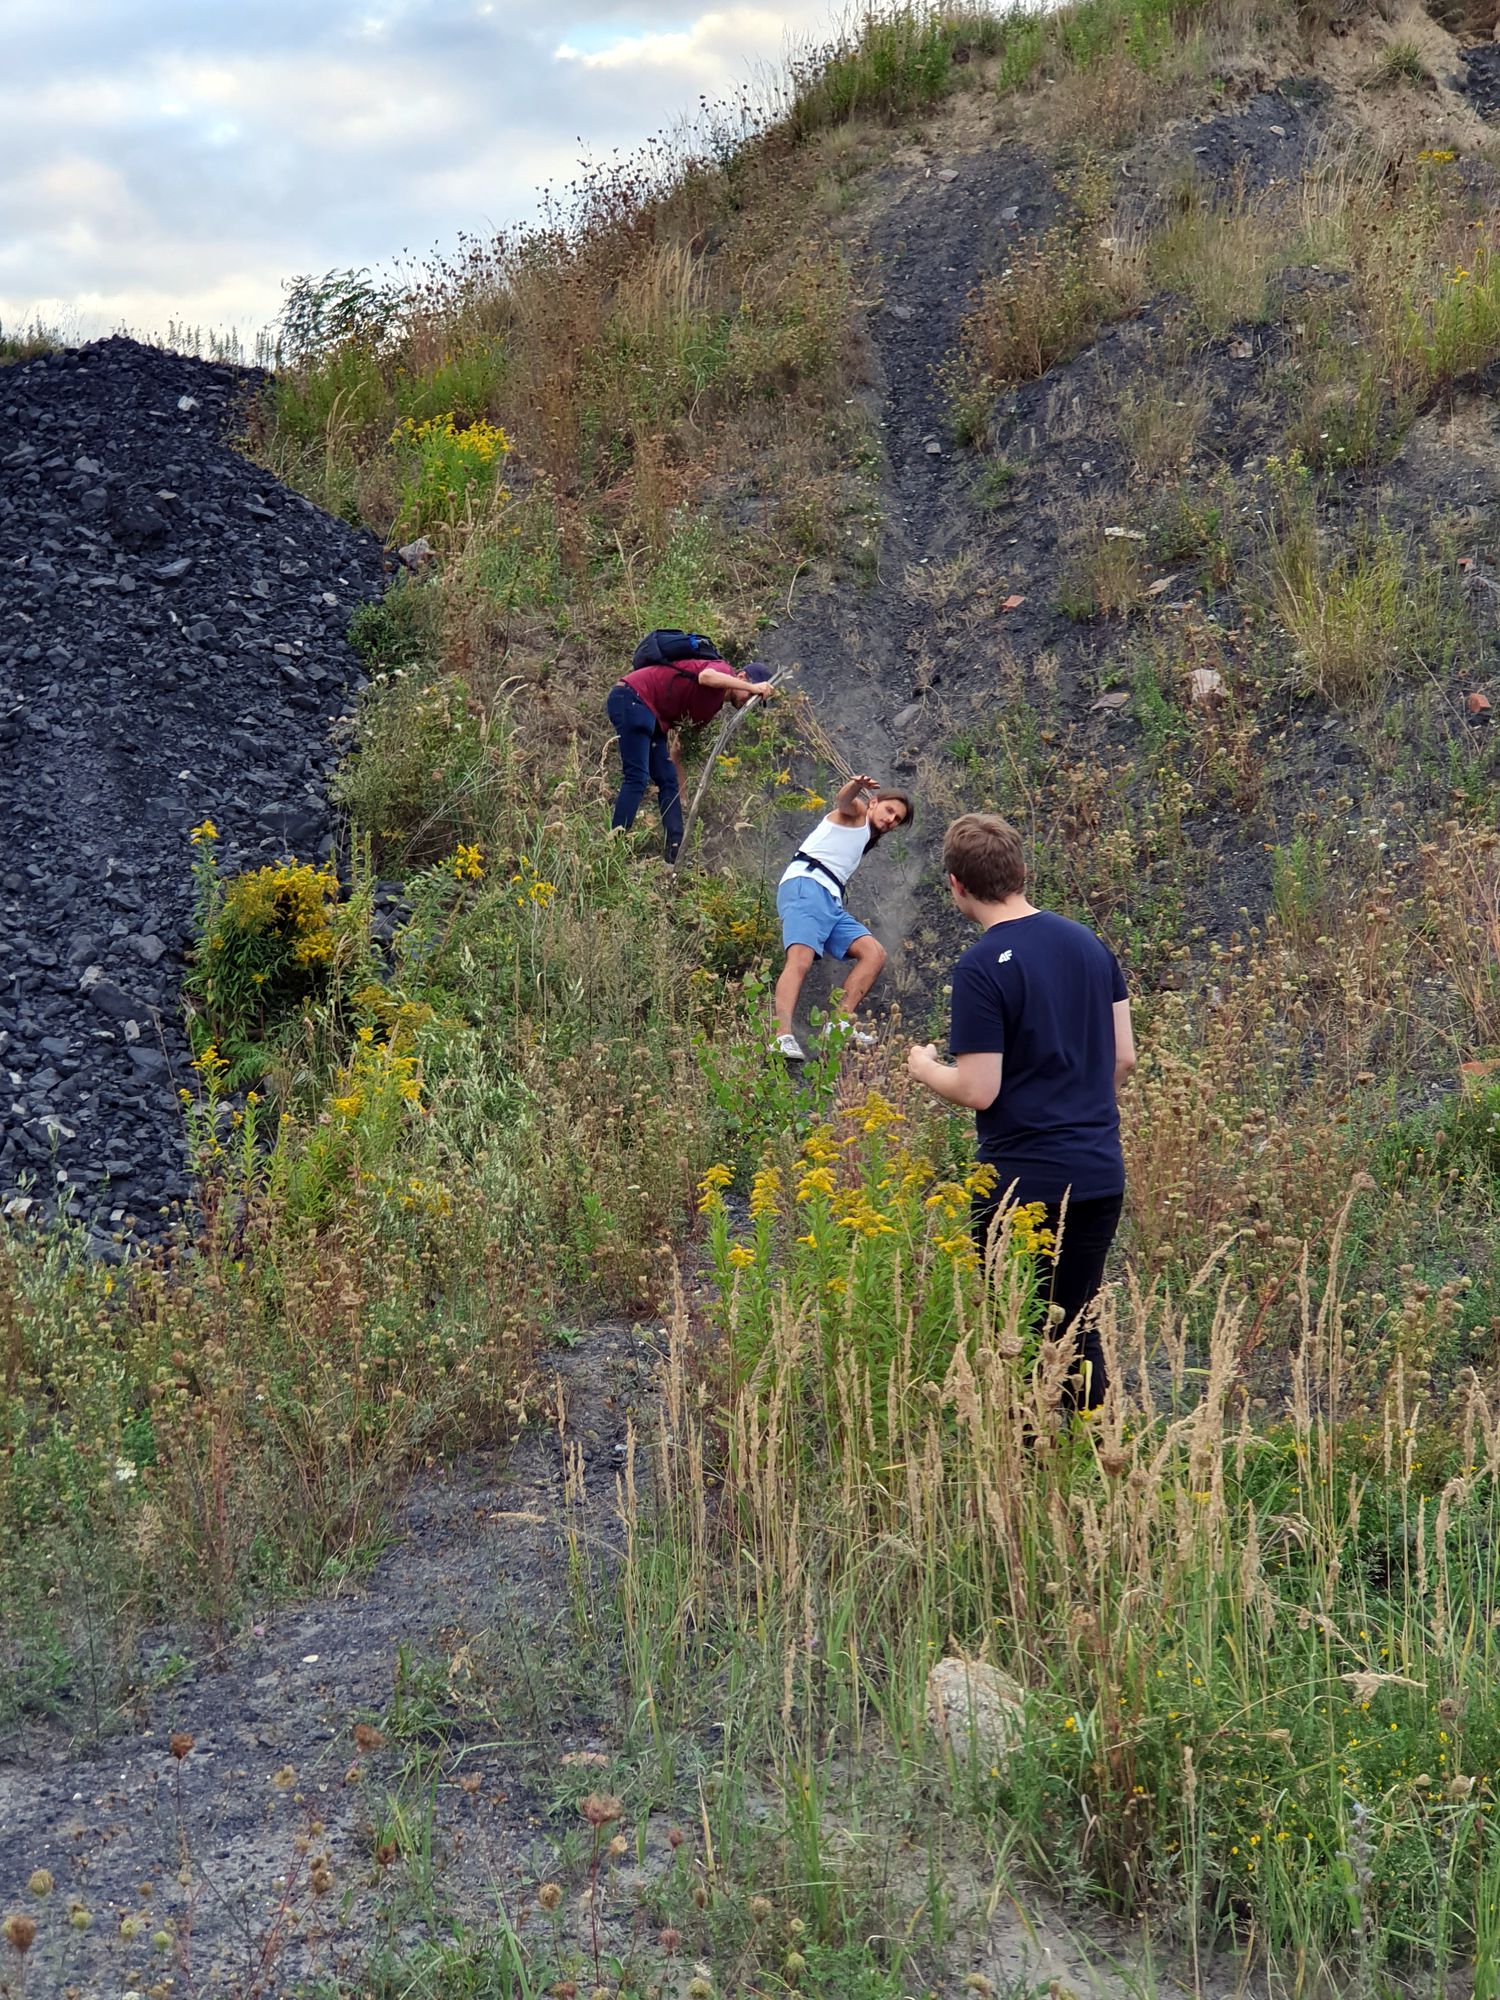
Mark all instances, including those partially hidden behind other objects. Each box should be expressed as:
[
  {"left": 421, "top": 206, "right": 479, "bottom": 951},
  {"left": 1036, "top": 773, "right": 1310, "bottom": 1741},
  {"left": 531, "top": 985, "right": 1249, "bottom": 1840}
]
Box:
[{"left": 926, "top": 1657, "right": 1026, "bottom": 1766}]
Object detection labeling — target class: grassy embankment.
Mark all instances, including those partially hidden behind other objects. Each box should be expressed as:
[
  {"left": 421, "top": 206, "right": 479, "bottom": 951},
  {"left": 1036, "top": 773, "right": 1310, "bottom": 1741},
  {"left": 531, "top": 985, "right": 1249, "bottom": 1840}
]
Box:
[{"left": 11, "top": 0, "right": 1500, "bottom": 1992}]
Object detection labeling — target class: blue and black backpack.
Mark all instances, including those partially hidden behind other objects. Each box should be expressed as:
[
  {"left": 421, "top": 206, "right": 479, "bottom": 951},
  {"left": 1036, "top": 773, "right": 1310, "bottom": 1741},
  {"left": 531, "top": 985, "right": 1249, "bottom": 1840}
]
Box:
[{"left": 631, "top": 629, "right": 721, "bottom": 673}]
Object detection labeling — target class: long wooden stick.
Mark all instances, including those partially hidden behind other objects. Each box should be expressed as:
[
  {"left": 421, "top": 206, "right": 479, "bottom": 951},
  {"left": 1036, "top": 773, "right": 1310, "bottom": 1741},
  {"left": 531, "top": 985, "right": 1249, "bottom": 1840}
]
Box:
[
  {"left": 671, "top": 669, "right": 790, "bottom": 870},
  {"left": 670, "top": 670, "right": 862, "bottom": 870}
]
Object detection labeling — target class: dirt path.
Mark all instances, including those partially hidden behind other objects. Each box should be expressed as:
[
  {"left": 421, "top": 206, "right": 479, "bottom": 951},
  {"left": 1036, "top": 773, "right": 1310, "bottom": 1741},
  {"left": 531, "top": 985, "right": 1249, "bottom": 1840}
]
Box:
[
  {"left": 764, "top": 136, "right": 1065, "bottom": 1022},
  {"left": 0, "top": 1303, "right": 1261, "bottom": 2000},
  {"left": 0, "top": 1324, "right": 651, "bottom": 1998}
]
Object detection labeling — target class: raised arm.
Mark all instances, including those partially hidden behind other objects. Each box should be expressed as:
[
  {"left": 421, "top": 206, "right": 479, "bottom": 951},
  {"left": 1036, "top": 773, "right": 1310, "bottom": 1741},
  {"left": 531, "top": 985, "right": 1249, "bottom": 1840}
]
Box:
[
  {"left": 830, "top": 772, "right": 879, "bottom": 823},
  {"left": 698, "top": 665, "right": 775, "bottom": 698}
]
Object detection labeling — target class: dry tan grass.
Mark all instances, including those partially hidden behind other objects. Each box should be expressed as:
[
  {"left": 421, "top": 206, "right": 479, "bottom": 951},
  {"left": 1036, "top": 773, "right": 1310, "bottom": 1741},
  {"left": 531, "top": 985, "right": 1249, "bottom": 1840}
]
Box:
[{"left": 1113, "top": 367, "right": 1210, "bottom": 479}]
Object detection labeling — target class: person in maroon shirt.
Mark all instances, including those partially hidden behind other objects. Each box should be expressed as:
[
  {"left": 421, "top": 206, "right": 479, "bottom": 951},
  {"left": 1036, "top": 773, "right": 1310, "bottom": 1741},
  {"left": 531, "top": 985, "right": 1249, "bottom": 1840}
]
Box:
[{"left": 607, "top": 654, "right": 774, "bottom": 859}]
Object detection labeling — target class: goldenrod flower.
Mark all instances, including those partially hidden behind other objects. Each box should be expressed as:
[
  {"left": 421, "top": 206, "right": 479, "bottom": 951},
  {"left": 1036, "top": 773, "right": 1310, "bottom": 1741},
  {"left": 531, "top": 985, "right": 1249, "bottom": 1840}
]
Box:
[{"left": 749, "top": 1166, "right": 781, "bottom": 1220}]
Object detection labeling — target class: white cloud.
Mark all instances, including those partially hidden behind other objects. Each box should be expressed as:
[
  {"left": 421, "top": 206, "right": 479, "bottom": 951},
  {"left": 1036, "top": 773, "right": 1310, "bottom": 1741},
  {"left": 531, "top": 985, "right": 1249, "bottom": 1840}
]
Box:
[
  {"left": 555, "top": 5, "right": 790, "bottom": 75},
  {"left": 0, "top": 0, "right": 843, "bottom": 346}
]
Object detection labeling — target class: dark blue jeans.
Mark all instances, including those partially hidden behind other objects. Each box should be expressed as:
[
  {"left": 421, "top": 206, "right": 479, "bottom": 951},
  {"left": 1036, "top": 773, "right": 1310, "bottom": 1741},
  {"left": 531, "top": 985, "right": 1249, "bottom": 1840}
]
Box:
[{"left": 607, "top": 683, "right": 682, "bottom": 848}]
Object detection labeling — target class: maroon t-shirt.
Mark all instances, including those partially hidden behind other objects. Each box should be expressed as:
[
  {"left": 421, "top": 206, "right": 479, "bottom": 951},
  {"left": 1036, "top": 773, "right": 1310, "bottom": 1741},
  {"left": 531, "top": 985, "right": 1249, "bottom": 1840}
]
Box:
[{"left": 624, "top": 658, "right": 729, "bottom": 728}]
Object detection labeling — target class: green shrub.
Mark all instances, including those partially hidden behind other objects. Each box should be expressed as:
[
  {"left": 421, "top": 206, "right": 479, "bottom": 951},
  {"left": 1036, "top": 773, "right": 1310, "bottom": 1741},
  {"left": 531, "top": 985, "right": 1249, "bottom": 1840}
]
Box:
[
  {"left": 786, "top": 4, "right": 980, "bottom": 136},
  {"left": 996, "top": 13, "right": 1047, "bottom": 92},
  {"left": 389, "top": 411, "right": 512, "bottom": 544},
  {"left": 391, "top": 343, "right": 508, "bottom": 428},
  {"left": 672, "top": 870, "right": 779, "bottom": 978},
  {"left": 333, "top": 672, "right": 490, "bottom": 866},
  {"left": 185, "top": 829, "right": 370, "bottom": 1082}
]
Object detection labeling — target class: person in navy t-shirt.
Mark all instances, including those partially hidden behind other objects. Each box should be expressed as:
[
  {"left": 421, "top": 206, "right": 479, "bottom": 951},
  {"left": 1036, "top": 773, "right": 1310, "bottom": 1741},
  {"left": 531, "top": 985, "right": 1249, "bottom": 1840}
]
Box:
[{"left": 907, "top": 812, "right": 1136, "bottom": 1409}]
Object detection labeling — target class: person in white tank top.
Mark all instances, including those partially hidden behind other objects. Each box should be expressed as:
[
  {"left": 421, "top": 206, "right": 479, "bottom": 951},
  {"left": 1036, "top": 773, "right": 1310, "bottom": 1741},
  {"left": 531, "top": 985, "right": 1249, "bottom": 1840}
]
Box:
[{"left": 773, "top": 773, "right": 913, "bottom": 1062}]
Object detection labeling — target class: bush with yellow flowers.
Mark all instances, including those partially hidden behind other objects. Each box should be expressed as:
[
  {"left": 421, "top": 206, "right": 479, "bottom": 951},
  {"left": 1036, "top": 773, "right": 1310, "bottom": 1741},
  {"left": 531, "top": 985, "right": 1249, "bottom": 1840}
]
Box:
[
  {"left": 390, "top": 409, "right": 511, "bottom": 543},
  {"left": 672, "top": 869, "right": 778, "bottom": 978},
  {"left": 697, "top": 1085, "right": 1053, "bottom": 1433},
  {"left": 186, "top": 823, "right": 369, "bottom": 1081}
]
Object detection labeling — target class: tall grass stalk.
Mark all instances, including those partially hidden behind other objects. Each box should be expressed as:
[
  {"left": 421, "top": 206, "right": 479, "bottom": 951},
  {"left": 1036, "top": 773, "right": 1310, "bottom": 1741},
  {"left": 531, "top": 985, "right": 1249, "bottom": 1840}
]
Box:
[{"left": 624, "top": 1147, "right": 1500, "bottom": 1980}]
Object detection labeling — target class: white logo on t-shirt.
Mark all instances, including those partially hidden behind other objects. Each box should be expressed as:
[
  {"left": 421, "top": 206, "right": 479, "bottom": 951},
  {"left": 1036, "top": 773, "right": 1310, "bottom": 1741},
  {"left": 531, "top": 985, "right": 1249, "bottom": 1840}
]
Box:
[{"left": 997, "top": 949, "right": 1012, "bottom": 964}]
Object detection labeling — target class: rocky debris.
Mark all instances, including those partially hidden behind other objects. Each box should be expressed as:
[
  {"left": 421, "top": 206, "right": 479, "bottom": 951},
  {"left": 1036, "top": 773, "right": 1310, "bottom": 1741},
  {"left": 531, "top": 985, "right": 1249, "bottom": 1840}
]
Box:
[
  {"left": 1130, "top": 82, "right": 1330, "bottom": 197},
  {"left": 926, "top": 1656, "right": 1026, "bottom": 1765},
  {"left": 1460, "top": 43, "right": 1500, "bottom": 120},
  {"left": 0, "top": 337, "right": 386, "bottom": 1243}
]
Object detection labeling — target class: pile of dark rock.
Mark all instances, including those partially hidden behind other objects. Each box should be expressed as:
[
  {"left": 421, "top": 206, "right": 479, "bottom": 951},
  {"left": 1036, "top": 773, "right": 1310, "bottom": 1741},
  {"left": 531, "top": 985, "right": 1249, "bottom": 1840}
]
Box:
[{"left": 0, "top": 337, "right": 387, "bottom": 1248}]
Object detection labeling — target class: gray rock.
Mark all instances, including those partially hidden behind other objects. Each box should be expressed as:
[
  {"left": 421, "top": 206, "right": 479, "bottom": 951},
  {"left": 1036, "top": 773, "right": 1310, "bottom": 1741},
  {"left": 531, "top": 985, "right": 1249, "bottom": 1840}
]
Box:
[{"left": 81, "top": 975, "right": 151, "bottom": 1025}]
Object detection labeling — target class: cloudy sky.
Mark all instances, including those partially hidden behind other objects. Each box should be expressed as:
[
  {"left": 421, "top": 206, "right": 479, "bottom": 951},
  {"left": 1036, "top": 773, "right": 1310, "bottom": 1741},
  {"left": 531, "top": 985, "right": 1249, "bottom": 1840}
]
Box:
[{"left": 2, "top": 0, "right": 848, "bottom": 349}]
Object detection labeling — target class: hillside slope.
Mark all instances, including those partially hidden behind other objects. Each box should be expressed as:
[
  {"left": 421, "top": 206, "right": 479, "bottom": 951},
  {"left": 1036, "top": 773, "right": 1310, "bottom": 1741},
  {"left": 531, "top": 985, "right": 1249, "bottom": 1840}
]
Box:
[
  {"left": 15, "top": 6, "right": 1500, "bottom": 1997},
  {"left": 770, "top": 4, "right": 1500, "bottom": 1019}
]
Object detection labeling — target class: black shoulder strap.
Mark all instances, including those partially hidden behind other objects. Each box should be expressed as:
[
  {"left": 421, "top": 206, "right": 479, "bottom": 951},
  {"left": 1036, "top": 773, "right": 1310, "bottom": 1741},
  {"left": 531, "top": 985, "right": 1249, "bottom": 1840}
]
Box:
[{"left": 792, "top": 850, "right": 848, "bottom": 897}]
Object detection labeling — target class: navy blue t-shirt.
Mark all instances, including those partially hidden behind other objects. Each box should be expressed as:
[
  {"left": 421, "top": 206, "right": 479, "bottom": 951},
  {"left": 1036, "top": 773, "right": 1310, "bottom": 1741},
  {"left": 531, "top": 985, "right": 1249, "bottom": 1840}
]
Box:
[{"left": 948, "top": 910, "right": 1128, "bottom": 1204}]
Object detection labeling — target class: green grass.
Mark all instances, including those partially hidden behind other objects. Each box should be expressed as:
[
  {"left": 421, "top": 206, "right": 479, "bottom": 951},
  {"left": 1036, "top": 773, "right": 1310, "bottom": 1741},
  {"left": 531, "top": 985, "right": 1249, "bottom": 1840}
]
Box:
[
  {"left": 1263, "top": 459, "right": 1472, "bottom": 709},
  {"left": 1363, "top": 38, "right": 1432, "bottom": 90},
  {"left": 0, "top": 317, "right": 63, "bottom": 363},
  {"left": 18, "top": 4, "right": 1500, "bottom": 1990}
]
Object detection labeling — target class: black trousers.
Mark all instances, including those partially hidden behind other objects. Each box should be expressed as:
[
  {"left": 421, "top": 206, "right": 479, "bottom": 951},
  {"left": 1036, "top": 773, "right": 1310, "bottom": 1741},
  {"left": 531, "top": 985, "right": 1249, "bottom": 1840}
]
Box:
[{"left": 971, "top": 1187, "right": 1124, "bottom": 1411}]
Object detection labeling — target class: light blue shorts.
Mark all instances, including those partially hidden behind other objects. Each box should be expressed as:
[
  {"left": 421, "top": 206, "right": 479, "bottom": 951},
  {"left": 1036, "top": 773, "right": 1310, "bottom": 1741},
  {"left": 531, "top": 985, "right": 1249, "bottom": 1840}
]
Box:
[{"left": 777, "top": 875, "right": 871, "bottom": 960}]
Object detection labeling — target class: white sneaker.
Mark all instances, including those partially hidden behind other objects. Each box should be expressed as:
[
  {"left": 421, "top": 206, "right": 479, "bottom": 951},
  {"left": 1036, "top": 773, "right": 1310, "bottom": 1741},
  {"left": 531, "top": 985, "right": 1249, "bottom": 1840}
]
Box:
[
  {"left": 775, "top": 1032, "right": 807, "bottom": 1062},
  {"left": 824, "top": 1021, "right": 876, "bottom": 1049}
]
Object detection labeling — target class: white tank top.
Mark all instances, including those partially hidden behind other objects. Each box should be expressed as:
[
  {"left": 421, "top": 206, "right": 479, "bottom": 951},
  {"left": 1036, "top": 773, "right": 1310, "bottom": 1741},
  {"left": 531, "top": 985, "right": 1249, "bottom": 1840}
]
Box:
[{"left": 780, "top": 815, "right": 870, "bottom": 900}]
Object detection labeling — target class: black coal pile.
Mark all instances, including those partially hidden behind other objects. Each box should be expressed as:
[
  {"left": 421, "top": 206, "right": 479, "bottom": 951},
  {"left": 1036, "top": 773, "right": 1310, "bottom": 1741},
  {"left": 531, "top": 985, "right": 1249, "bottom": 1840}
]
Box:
[
  {"left": 1460, "top": 44, "right": 1500, "bottom": 122},
  {"left": 0, "top": 337, "right": 387, "bottom": 1246}
]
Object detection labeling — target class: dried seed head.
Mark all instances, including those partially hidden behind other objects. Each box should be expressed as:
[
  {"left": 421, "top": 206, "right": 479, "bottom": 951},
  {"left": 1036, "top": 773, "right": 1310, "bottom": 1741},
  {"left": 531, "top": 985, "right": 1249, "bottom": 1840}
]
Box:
[
  {"left": 691, "top": 1882, "right": 708, "bottom": 1909},
  {"left": 459, "top": 1773, "right": 481, "bottom": 1796},
  {"left": 749, "top": 1895, "right": 773, "bottom": 1922},
  {"left": 2, "top": 1914, "right": 37, "bottom": 1954},
  {"left": 310, "top": 1865, "right": 335, "bottom": 1896},
  {"left": 375, "top": 1842, "right": 397, "bottom": 1867},
  {"left": 26, "top": 1871, "right": 53, "bottom": 1899},
  {"left": 607, "top": 1834, "right": 627, "bottom": 1857},
  {"left": 352, "top": 1723, "right": 384, "bottom": 1753},
  {"left": 581, "top": 1792, "right": 623, "bottom": 1828},
  {"left": 271, "top": 1764, "right": 297, "bottom": 1790},
  {"left": 659, "top": 1926, "right": 682, "bottom": 1953},
  {"left": 169, "top": 1732, "right": 194, "bottom": 1761},
  {"left": 667, "top": 1826, "right": 686, "bottom": 1849},
  {"left": 550, "top": 1985, "right": 577, "bottom": 2000},
  {"left": 965, "top": 1980, "right": 997, "bottom": 1997},
  {"left": 538, "top": 1882, "right": 564, "bottom": 1913}
]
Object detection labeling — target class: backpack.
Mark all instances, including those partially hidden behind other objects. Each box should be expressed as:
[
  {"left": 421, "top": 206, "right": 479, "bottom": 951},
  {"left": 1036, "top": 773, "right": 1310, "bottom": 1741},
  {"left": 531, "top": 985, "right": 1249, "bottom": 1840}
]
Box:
[{"left": 632, "top": 628, "right": 721, "bottom": 674}]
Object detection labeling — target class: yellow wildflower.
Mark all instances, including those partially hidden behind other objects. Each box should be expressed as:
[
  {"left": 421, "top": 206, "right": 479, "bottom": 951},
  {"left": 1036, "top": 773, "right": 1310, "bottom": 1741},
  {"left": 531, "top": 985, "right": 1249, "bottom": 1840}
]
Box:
[{"left": 748, "top": 1166, "right": 781, "bottom": 1220}]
